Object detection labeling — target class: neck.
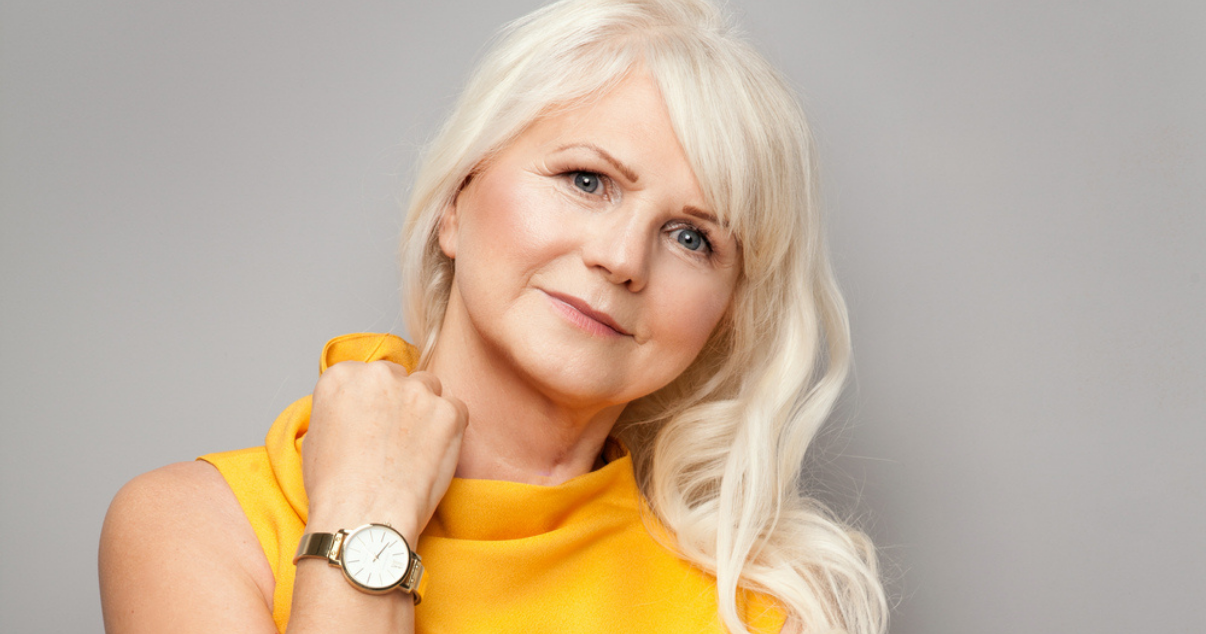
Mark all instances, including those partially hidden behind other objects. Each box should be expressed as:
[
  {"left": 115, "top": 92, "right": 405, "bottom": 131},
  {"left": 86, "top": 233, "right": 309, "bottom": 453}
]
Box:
[{"left": 425, "top": 295, "right": 624, "bottom": 486}]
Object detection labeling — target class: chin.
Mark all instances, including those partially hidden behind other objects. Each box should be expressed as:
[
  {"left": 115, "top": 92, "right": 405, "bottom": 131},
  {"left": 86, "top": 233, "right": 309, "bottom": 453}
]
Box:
[{"left": 508, "top": 341, "right": 650, "bottom": 409}]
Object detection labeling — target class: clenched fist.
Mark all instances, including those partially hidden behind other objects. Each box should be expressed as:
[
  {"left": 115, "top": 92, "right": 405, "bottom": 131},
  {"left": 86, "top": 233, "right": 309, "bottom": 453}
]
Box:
[{"left": 301, "top": 361, "right": 468, "bottom": 544}]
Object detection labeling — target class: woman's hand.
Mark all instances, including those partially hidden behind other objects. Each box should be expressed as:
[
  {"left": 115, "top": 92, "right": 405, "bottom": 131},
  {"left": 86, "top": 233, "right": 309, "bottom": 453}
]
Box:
[{"left": 302, "top": 361, "right": 468, "bottom": 543}]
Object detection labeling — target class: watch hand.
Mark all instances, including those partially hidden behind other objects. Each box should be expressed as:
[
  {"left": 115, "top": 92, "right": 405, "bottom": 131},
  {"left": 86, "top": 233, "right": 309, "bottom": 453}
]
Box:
[{"left": 374, "top": 543, "right": 389, "bottom": 562}]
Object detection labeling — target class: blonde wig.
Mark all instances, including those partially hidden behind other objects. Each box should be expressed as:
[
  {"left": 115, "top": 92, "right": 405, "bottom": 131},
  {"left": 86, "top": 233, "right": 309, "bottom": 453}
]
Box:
[{"left": 400, "top": 0, "right": 887, "bottom": 632}]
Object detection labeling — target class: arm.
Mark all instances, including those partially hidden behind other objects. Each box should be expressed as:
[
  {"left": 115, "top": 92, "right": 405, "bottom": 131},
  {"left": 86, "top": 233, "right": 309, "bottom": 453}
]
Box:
[
  {"left": 100, "top": 361, "right": 466, "bottom": 634},
  {"left": 99, "top": 461, "right": 281, "bottom": 633},
  {"left": 98, "top": 461, "right": 418, "bottom": 634}
]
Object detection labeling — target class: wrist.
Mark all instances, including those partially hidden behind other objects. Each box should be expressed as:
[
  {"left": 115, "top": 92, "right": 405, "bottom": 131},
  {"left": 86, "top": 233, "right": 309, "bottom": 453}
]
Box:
[
  {"left": 306, "top": 501, "right": 424, "bottom": 545},
  {"left": 294, "top": 523, "right": 427, "bottom": 604}
]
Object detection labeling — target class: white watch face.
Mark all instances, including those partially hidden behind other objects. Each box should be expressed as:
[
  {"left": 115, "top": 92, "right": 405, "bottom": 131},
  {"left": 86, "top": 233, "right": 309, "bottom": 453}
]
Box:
[{"left": 340, "top": 524, "right": 411, "bottom": 591}]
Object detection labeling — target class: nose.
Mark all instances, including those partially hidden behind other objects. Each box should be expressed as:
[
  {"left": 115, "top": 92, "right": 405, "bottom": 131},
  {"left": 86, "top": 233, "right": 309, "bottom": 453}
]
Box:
[{"left": 581, "top": 209, "right": 652, "bottom": 292}]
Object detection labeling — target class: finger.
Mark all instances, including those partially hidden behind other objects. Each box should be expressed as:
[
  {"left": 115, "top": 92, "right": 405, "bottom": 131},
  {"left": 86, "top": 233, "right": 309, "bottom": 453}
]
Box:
[
  {"left": 444, "top": 395, "right": 470, "bottom": 429},
  {"left": 365, "top": 359, "right": 411, "bottom": 378},
  {"left": 406, "top": 370, "right": 443, "bottom": 396}
]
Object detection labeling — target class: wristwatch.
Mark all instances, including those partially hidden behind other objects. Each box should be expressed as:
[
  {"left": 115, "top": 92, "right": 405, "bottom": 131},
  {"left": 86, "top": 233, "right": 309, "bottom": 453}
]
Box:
[{"left": 293, "top": 523, "right": 426, "bottom": 604}]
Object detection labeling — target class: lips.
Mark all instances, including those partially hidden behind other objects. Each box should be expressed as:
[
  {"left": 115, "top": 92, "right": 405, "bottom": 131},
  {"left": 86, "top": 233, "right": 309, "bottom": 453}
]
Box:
[{"left": 543, "top": 290, "right": 632, "bottom": 337}]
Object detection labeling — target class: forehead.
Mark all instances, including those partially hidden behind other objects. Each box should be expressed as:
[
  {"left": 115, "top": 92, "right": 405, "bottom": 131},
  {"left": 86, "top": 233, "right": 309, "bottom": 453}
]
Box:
[
  {"left": 533, "top": 72, "right": 669, "bottom": 142},
  {"left": 504, "top": 73, "right": 707, "bottom": 198}
]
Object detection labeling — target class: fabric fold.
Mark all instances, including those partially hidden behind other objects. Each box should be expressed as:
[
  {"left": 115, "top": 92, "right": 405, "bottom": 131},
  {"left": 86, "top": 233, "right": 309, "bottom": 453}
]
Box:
[{"left": 201, "top": 332, "right": 785, "bottom": 633}]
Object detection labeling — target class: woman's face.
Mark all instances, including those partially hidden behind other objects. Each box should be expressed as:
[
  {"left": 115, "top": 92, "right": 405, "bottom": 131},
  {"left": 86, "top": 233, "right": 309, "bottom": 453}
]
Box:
[{"left": 438, "top": 71, "right": 740, "bottom": 409}]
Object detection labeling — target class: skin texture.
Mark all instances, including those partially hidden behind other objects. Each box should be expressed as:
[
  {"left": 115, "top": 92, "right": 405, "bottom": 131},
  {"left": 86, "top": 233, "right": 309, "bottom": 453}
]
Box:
[
  {"left": 432, "top": 71, "right": 740, "bottom": 484},
  {"left": 98, "top": 71, "right": 740, "bottom": 634}
]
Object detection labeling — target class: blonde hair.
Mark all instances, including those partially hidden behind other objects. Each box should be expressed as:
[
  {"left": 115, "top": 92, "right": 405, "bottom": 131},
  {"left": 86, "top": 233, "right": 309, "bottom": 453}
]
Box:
[{"left": 400, "top": 1, "right": 886, "bottom": 632}]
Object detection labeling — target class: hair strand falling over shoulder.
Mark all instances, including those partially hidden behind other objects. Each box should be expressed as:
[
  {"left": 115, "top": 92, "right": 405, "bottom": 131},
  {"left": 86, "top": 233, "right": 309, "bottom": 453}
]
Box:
[{"left": 400, "top": 1, "right": 887, "bottom": 632}]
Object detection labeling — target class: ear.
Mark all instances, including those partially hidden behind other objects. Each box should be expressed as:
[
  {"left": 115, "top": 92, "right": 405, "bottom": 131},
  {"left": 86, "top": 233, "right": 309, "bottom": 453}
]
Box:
[{"left": 437, "top": 199, "right": 459, "bottom": 260}]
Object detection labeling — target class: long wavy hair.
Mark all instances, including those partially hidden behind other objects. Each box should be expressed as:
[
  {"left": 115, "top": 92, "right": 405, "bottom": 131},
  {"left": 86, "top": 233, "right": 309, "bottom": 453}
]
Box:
[{"left": 400, "top": 1, "right": 886, "bottom": 631}]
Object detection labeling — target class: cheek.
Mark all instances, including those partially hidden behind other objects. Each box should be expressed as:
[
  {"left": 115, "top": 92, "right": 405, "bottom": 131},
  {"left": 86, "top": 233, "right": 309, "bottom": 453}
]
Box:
[
  {"left": 652, "top": 275, "right": 735, "bottom": 355},
  {"left": 464, "top": 176, "right": 568, "bottom": 269}
]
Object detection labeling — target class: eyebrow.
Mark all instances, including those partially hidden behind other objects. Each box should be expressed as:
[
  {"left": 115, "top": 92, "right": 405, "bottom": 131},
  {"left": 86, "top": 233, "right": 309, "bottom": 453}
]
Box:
[
  {"left": 554, "top": 143, "right": 640, "bottom": 183},
  {"left": 554, "top": 142, "right": 725, "bottom": 229},
  {"left": 682, "top": 205, "right": 723, "bottom": 228}
]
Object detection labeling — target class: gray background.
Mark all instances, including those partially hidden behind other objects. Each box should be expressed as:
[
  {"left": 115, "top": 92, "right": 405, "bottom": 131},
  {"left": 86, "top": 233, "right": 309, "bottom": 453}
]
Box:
[{"left": 2, "top": 1, "right": 1203, "bottom": 632}]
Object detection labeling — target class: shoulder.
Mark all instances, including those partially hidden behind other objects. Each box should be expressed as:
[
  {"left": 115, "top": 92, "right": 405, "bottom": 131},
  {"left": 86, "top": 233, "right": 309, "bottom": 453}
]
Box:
[
  {"left": 103, "top": 461, "right": 262, "bottom": 540},
  {"left": 100, "top": 461, "right": 277, "bottom": 633}
]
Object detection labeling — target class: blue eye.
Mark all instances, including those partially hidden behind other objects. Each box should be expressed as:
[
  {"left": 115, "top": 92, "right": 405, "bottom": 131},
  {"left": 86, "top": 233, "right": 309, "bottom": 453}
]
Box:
[
  {"left": 573, "top": 172, "right": 601, "bottom": 194},
  {"left": 674, "top": 227, "right": 707, "bottom": 252}
]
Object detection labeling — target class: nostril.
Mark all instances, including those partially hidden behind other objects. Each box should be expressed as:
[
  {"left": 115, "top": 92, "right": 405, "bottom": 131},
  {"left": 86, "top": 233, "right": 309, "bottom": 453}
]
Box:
[{"left": 579, "top": 212, "right": 654, "bottom": 290}]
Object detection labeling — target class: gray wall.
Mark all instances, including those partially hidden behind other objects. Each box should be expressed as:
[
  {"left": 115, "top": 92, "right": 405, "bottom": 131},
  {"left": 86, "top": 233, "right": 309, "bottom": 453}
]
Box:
[{"left": 2, "top": 1, "right": 1202, "bottom": 632}]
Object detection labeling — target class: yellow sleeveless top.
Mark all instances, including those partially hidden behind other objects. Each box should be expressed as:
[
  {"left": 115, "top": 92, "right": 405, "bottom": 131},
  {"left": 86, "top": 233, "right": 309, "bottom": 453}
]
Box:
[{"left": 200, "top": 333, "right": 785, "bottom": 634}]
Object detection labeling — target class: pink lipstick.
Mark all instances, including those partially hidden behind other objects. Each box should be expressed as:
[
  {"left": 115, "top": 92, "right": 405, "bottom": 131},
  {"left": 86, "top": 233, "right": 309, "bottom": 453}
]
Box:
[{"left": 543, "top": 291, "right": 631, "bottom": 338}]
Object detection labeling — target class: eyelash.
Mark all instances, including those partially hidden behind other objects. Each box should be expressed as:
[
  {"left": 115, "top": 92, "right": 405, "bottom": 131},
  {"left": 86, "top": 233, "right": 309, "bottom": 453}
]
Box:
[
  {"left": 563, "top": 170, "right": 611, "bottom": 199},
  {"left": 561, "top": 169, "right": 716, "bottom": 258},
  {"left": 666, "top": 221, "right": 714, "bottom": 256}
]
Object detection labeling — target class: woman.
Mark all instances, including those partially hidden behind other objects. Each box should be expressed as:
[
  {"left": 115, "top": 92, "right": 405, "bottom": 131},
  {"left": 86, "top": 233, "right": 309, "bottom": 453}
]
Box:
[{"left": 99, "top": 0, "right": 886, "bottom": 632}]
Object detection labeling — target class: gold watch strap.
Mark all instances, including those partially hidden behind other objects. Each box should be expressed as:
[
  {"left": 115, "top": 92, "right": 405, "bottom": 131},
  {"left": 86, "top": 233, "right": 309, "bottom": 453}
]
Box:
[
  {"left": 294, "top": 532, "right": 341, "bottom": 564},
  {"left": 406, "top": 557, "right": 428, "bottom": 605}
]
